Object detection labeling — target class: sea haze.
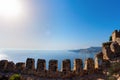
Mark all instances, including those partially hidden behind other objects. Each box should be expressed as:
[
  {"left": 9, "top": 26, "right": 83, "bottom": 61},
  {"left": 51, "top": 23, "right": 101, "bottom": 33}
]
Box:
[{"left": 1, "top": 50, "right": 98, "bottom": 70}]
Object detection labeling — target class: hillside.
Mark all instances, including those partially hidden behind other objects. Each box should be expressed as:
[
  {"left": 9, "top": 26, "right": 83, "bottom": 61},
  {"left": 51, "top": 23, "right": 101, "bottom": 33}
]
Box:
[{"left": 69, "top": 47, "right": 102, "bottom": 53}]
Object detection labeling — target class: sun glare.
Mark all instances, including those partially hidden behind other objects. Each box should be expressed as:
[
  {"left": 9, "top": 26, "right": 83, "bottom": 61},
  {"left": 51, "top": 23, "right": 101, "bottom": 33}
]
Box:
[{"left": 0, "top": 0, "right": 23, "bottom": 19}]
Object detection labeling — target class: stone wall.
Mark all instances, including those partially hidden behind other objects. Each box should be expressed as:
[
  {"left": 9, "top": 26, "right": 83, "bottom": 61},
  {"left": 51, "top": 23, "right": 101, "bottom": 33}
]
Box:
[{"left": 0, "top": 57, "right": 101, "bottom": 78}]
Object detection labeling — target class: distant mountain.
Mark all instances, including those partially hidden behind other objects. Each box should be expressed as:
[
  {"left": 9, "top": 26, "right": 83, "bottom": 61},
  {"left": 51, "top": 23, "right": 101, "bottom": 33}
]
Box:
[{"left": 69, "top": 47, "right": 102, "bottom": 53}]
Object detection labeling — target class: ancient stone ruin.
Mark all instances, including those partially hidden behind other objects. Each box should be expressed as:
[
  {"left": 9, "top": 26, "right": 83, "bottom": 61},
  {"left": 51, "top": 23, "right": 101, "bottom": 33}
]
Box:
[
  {"left": 0, "top": 58, "right": 98, "bottom": 78},
  {"left": 0, "top": 30, "right": 120, "bottom": 80}
]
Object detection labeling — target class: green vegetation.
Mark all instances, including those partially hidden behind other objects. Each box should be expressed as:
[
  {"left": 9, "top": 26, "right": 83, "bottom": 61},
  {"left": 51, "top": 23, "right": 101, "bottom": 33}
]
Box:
[
  {"left": 9, "top": 74, "right": 20, "bottom": 80},
  {"left": 108, "top": 62, "right": 120, "bottom": 75},
  {"left": 106, "top": 62, "right": 120, "bottom": 80},
  {"left": 109, "top": 36, "right": 112, "bottom": 41},
  {"left": 107, "top": 76, "right": 117, "bottom": 80}
]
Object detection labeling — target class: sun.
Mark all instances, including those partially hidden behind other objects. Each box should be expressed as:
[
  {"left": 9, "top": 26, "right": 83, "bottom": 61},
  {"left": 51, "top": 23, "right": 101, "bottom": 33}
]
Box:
[{"left": 0, "top": 0, "right": 23, "bottom": 19}]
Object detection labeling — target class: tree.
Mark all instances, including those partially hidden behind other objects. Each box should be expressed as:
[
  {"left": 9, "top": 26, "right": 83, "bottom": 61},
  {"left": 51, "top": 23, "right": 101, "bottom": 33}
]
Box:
[{"left": 109, "top": 36, "right": 112, "bottom": 41}]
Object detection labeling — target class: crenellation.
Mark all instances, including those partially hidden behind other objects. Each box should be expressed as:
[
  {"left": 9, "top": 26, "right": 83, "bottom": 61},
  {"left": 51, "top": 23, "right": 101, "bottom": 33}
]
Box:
[
  {"left": 49, "top": 59, "right": 58, "bottom": 72},
  {"left": 62, "top": 59, "right": 71, "bottom": 72},
  {"left": 26, "top": 58, "right": 35, "bottom": 70},
  {"left": 25, "top": 58, "right": 35, "bottom": 75},
  {"left": 61, "top": 59, "right": 72, "bottom": 78},
  {"left": 16, "top": 62, "right": 25, "bottom": 73},
  {"left": 48, "top": 59, "right": 59, "bottom": 78},
  {"left": 0, "top": 60, "right": 8, "bottom": 72},
  {"left": 73, "top": 59, "right": 83, "bottom": 74},
  {"left": 84, "top": 58, "right": 95, "bottom": 74},
  {"left": 37, "top": 59, "right": 46, "bottom": 72},
  {"left": 95, "top": 53, "right": 103, "bottom": 70},
  {"left": 0, "top": 57, "right": 107, "bottom": 78},
  {"left": 6, "top": 61, "right": 15, "bottom": 72},
  {"left": 36, "top": 59, "right": 46, "bottom": 77}
]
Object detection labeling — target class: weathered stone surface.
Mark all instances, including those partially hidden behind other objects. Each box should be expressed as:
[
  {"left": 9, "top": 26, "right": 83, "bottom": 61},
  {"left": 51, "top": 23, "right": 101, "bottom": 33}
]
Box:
[
  {"left": 6, "top": 61, "right": 15, "bottom": 72},
  {"left": 25, "top": 58, "right": 35, "bottom": 75},
  {"left": 26, "top": 58, "right": 35, "bottom": 70},
  {"left": 61, "top": 59, "right": 72, "bottom": 78},
  {"left": 62, "top": 59, "right": 71, "bottom": 72},
  {"left": 95, "top": 52, "right": 103, "bottom": 60},
  {"left": 0, "top": 60, "right": 8, "bottom": 71},
  {"left": 84, "top": 58, "right": 95, "bottom": 74},
  {"left": 48, "top": 60, "right": 59, "bottom": 78},
  {"left": 49, "top": 59, "right": 58, "bottom": 72},
  {"left": 116, "top": 38, "right": 120, "bottom": 45},
  {"left": 73, "top": 59, "right": 83, "bottom": 75},
  {"left": 102, "top": 42, "right": 114, "bottom": 60},
  {"left": 112, "top": 30, "right": 120, "bottom": 42},
  {"left": 16, "top": 62, "right": 25, "bottom": 73},
  {"left": 36, "top": 59, "right": 46, "bottom": 77},
  {"left": 95, "top": 56, "right": 99, "bottom": 69},
  {"left": 95, "top": 52, "right": 103, "bottom": 69},
  {"left": 101, "top": 60, "right": 110, "bottom": 74},
  {"left": 37, "top": 59, "right": 46, "bottom": 72},
  {"left": 110, "top": 41, "right": 120, "bottom": 54}
]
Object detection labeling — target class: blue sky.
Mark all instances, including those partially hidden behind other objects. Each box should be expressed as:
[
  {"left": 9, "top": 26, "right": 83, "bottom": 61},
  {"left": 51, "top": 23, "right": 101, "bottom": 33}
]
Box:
[{"left": 0, "top": 0, "right": 120, "bottom": 50}]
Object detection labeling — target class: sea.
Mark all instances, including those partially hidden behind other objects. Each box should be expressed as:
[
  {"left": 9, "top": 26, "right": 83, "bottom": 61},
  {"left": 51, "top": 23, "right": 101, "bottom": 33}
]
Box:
[{"left": 0, "top": 50, "right": 97, "bottom": 70}]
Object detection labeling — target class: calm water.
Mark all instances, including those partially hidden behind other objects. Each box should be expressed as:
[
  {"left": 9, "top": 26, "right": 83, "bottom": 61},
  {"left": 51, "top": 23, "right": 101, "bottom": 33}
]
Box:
[{"left": 1, "top": 50, "right": 97, "bottom": 70}]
